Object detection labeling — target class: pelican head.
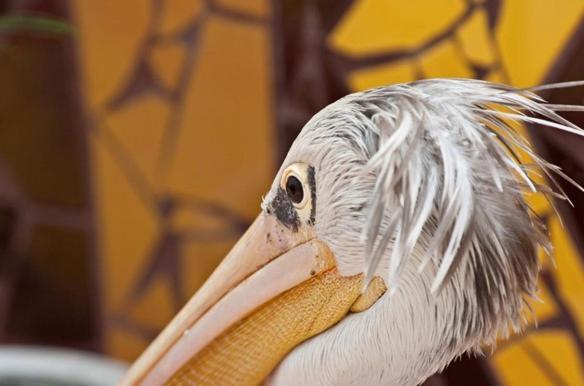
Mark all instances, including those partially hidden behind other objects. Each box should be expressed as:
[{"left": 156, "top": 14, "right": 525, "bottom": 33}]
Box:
[{"left": 123, "top": 79, "right": 583, "bottom": 386}]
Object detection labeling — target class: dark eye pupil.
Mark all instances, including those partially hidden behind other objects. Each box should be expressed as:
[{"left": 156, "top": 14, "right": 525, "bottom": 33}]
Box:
[{"left": 286, "top": 176, "right": 304, "bottom": 204}]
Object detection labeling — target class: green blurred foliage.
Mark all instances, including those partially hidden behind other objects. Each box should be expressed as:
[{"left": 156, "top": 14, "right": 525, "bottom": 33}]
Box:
[{"left": 0, "top": 14, "right": 72, "bottom": 35}]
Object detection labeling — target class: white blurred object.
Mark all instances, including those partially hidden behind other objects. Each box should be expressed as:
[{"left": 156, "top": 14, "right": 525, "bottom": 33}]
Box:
[{"left": 0, "top": 345, "right": 128, "bottom": 386}]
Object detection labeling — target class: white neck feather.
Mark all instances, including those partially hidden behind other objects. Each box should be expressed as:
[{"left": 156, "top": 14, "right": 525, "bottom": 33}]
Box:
[{"left": 268, "top": 258, "right": 479, "bottom": 386}]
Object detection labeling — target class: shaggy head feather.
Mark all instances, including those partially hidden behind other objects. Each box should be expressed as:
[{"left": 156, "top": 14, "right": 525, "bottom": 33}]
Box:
[{"left": 266, "top": 78, "right": 584, "bottom": 385}]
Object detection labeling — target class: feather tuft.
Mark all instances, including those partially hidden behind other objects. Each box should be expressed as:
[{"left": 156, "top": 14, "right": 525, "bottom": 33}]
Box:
[{"left": 358, "top": 79, "right": 584, "bottom": 294}]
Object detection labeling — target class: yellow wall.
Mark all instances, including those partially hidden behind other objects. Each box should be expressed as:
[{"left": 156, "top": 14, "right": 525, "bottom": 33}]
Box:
[{"left": 73, "top": 0, "right": 274, "bottom": 360}]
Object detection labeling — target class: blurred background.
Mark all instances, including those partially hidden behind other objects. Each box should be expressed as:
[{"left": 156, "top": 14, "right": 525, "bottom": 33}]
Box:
[{"left": 0, "top": 0, "right": 583, "bottom": 384}]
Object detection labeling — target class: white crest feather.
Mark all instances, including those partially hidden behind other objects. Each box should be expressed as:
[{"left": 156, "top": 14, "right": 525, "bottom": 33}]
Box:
[
  {"left": 268, "top": 79, "right": 584, "bottom": 386},
  {"left": 360, "top": 79, "right": 584, "bottom": 292}
]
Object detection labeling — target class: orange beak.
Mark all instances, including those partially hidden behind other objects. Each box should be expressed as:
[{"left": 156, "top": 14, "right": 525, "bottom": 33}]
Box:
[{"left": 120, "top": 212, "right": 383, "bottom": 385}]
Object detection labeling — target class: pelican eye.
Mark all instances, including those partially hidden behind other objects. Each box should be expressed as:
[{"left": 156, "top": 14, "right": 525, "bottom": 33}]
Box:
[
  {"left": 280, "top": 163, "right": 310, "bottom": 210},
  {"left": 286, "top": 175, "right": 304, "bottom": 204}
]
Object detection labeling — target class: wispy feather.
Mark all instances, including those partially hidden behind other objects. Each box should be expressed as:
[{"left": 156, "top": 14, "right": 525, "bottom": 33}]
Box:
[{"left": 359, "top": 79, "right": 584, "bottom": 295}]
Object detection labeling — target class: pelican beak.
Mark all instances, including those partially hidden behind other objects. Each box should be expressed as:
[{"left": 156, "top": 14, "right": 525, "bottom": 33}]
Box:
[{"left": 120, "top": 212, "right": 365, "bottom": 386}]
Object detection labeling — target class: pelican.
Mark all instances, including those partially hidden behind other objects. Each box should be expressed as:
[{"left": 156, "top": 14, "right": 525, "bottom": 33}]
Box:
[{"left": 121, "top": 79, "right": 584, "bottom": 386}]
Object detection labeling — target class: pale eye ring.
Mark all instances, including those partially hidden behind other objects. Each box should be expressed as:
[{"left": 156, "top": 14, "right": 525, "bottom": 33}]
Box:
[{"left": 281, "top": 165, "right": 309, "bottom": 209}]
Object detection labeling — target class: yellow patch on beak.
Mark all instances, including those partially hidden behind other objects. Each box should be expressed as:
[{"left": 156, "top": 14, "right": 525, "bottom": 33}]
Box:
[
  {"left": 168, "top": 268, "right": 363, "bottom": 385},
  {"left": 350, "top": 276, "right": 387, "bottom": 313},
  {"left": 121, "top": 211, "right": 387, "bottom": 386}
]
